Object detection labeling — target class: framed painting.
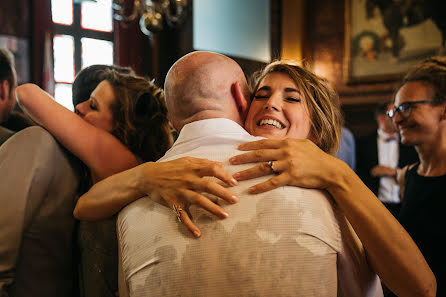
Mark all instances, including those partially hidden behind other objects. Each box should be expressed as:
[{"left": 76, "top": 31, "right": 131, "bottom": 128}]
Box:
[{"left": 344, "top": 0, "right": 445, "bottom": 83}]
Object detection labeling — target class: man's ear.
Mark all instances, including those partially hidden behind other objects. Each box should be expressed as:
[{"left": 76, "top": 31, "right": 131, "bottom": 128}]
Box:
[
  {"left": 231, "top": 81, "right": 249, "bottom": 119},
  {"left": 0, "top": 80, "right": 9, "bottom": 102}
]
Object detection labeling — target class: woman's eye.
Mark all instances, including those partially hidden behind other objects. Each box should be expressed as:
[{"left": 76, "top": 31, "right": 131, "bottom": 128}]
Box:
[
  {"left": 90, "top": 103, "right": 97, "bottom": 110},
  {"left": 286, "top": 98, "right": 301, "bottom": 103},
  {"left": 253, "top": 94, "right": 269, "bottom": 100}
]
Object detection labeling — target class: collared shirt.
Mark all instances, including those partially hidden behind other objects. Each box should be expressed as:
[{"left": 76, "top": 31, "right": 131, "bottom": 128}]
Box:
[
  {"left": 377, "top": 129, "right": 400, "bottom": 203},
  {"left": 117, "top": 118, "right": 383, "bottom": 297}
]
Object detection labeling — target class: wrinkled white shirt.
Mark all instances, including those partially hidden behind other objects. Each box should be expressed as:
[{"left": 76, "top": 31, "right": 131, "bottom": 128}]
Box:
[{"left": 117, "top": 118, "right": 383, "bottom": 297}]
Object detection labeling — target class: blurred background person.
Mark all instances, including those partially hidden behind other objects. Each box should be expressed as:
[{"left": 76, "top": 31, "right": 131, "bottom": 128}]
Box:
[
  {"left": 356, "top": 102, "right": 418, "bottom": 217},
  {"left": 336, "top": 126, "right": 356, "bottom": 171},
  {"left": 389, "top": 56, "right": 446, "bottom": 297}
]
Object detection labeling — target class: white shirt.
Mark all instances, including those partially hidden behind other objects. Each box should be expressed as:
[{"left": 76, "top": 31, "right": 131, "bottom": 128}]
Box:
[
  {"left": 117, "top": 118, "right": 382, "bottom": 297},
  {"left": 377, "top": 129, "right": 400, "bottom": 203}
]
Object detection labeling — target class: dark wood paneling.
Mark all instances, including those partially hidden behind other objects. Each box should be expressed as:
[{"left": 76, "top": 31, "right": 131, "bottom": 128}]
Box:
[{"left": 0, "top": 0, "right": 31, "bottom": 37}]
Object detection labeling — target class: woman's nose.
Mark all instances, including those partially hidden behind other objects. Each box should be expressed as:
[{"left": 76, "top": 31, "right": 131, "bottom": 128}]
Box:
[
  {"left": 264, "top": 94, "right": 281, "bottom": 111},
  {"left": 75, "top": 101, "right": 87, "bottom": 116}
]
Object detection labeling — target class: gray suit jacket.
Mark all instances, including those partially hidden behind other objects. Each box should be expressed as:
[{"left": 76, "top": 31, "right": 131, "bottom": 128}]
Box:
[
  {"left": 0, "top": 126, "right": 80, "bottom": 297},
  {"left": 0, "top": 126, "right": 14, "bottom": 146}
]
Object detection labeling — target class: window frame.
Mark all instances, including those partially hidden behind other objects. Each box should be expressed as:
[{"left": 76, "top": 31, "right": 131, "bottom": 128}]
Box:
[
  {"left": 54, "top": 3, "right": 114, "bottom": 74},
  {"left": 52, "top": 1, "right": 114, "bottom": 109}
]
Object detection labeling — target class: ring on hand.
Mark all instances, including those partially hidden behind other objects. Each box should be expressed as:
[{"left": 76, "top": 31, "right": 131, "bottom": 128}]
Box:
[
  {"left": 172, "top": 205, "right": 183, "bottom": 222},
  {"left": 267, "top": 161, "right": 275, "bottom": 173}
]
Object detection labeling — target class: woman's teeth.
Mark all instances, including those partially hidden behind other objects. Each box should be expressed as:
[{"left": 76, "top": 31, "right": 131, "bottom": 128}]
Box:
[{"left": 258, "top": 119, "right": 283, "bottom": 129}]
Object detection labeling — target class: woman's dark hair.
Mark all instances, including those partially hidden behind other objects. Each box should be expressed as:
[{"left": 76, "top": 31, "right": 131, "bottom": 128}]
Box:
[
  {"left": 106, "top": 70, "right": 173, "bottom": 163},
  {"left": 71, "top": 65, "right": 172, "bottom": 192},
  {"left": 72, "top": 64, "right": 134, "bottom": 107}
]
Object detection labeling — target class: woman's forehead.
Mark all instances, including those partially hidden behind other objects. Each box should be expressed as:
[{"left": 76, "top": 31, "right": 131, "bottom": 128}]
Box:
[
  {"left": 396, "top": 81, "right": 435, "bottom": 103},
  {"left": 259, "top": 72, "right": 298, "bottom": 87}
]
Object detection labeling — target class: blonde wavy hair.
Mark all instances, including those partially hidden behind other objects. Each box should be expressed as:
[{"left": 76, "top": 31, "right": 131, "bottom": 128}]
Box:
[{"left": 251, "top": 61, "right": 343, "bottom": 155}]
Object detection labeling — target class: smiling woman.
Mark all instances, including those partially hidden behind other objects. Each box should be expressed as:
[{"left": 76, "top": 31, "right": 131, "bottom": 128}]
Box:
[
  {"left": 390, "top": 56, "right": 446, "bottom": 296},
  {"left": 245, "top": 72, "right": 312, "bottom": 141},
  {"left": 245, "top": 61, "right": 343, "bottom": 155}
]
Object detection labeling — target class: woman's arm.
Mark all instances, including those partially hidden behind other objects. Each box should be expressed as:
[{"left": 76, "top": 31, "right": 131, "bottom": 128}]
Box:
[
  {"left": 74, "top": 157, "right": 239, "bottom": 237},
  {"left": 229, "top": 138, "right": 436, "bottom": 297},
  {"left": 16, "top": 84, "right": 138, "bottom": 182}
]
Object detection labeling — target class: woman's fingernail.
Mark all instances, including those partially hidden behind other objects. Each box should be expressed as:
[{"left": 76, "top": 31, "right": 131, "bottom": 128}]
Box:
[
  {"left": 229, "top": 157, "right": 236, "bottom": 164},
  {"left": 222, "top": 211, "right": 229, "bottom": 218},
  {"left": 193, "top": 231, "right": 201, "bottom": 238},
  {"left": 230, "top": 178, "right": 238, "bottom": 185},
  {"left": 231, "top": 195, "right": 238, "bottom": 203},
  {"left": 233, "top": 173, "right": 240, "bottom": 180}
]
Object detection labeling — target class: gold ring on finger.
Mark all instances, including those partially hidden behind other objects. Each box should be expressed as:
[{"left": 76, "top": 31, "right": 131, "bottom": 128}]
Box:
[
  {"left": 172, "top": 205, "right": 183, "bottom": 222},
  {"left": 266, "top": 160, "right": 276, "bottom": 173}
]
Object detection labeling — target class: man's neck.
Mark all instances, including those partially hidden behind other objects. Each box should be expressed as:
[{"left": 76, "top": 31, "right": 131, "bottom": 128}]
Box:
[{"left": 178, "top": 111, "right": 243, "bottom": 132}]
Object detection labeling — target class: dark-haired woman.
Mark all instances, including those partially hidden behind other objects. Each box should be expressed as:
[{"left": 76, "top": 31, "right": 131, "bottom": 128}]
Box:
[{"left": 16, "top": 69, "right": 172, "bottom": 297}]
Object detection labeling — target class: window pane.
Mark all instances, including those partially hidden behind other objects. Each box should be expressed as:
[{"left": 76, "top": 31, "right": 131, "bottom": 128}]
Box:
[
  {"left": 55, "top": 83, "right": 74, "bottom": 111},
  {"left": 53, "top": 35, "right": 75, "bottom": 83},
  {"left": 51, "top": 0, "right": 73, "bottom": 25},
  {"left": 81, "top": 38, "right": 114, "bottom": 68},
  {"left": 81, "top": 0, "right": 113, "bottom": 32}
]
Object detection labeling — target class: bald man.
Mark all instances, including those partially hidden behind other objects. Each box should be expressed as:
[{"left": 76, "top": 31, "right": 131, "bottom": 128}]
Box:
[{"left": 76, "top": 51, "right": 382, "bottom": 296}]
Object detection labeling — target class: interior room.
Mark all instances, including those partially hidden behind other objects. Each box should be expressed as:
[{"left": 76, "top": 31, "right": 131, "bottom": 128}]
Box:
[
  {"left": 1, "top": 1, "right": 445, "bottom": 296},
  {"left": 3, "top": 0, "right": 436, "bottom": 136}
]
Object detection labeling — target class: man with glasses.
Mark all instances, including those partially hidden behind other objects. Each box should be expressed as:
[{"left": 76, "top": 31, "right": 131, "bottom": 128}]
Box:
[{"left": 356, "top": 102, "right": 418, "bottom": 218}]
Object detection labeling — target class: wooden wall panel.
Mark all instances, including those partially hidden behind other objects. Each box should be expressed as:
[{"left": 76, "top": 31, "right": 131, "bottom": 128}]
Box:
[{"left": 0, "top": 0, "right": 31, "bottom": 37}]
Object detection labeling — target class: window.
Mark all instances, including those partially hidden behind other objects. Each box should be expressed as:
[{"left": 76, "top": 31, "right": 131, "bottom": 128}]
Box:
[{"left": 51, "top": 0, "right": 114, "bottom": 111}]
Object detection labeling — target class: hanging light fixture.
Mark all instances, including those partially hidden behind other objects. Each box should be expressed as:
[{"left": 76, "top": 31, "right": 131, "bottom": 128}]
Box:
[{"left": 113, "top": 0, "right": 189, "bottom": 36}]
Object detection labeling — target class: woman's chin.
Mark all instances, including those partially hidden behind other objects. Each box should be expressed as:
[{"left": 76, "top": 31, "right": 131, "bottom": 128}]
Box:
[{"left": 251, "top": 128, "right": 285, "bottom": 140}]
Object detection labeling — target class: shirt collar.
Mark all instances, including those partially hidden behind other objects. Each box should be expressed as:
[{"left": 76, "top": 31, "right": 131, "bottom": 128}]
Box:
[
  {"left": 377, "top": 129, "right": 398, "bottom": 142},
  {"left": 175, "top": 118, "right": 250, "bottom": 145}
]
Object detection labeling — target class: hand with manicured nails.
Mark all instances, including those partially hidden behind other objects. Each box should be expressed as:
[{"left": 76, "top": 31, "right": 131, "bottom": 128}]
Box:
[
  {"left": 140, "top": 157, "right": 238, "bottom": 238},
  {"left": 229, "top": 138, "right": 342, "bottom": 194}
]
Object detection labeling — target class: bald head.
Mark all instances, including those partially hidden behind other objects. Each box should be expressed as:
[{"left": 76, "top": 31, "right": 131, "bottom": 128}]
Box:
[{"left": 164, "top": 51, "right": 250, "bottom": 131}]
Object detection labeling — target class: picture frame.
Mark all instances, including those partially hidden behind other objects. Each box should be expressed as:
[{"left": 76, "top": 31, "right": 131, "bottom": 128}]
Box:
[{"left": 344, "top": 0, "right": 445, "bottom": 84}]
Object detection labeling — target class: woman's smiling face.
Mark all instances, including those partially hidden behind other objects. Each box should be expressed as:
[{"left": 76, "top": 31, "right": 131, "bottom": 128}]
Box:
[{"left": 244, "top": 72, "right": 312, "bottom": 140}]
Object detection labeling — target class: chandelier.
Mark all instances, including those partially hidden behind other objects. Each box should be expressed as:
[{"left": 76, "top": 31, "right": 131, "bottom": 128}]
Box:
[{"left": 113, "top": 0, "right": 189, "bottom": 36}]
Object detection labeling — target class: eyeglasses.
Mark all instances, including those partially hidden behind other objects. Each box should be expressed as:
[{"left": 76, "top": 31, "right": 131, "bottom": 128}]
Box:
[{"left": 387, "top": 100, "right": 434, "bottom": 119}]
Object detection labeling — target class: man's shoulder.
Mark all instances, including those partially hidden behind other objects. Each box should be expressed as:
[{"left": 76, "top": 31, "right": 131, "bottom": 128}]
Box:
[{"left": 2, "top": 110, "right": 35, "bottom": 132}]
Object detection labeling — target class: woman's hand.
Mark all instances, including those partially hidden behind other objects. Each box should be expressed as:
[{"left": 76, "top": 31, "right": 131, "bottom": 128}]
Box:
[
  {"left": 140, "top": 157, "right": 239, "bottom": 237},
  {"left": 229, "top": 138, "right": 342, "bottom": 194}
]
